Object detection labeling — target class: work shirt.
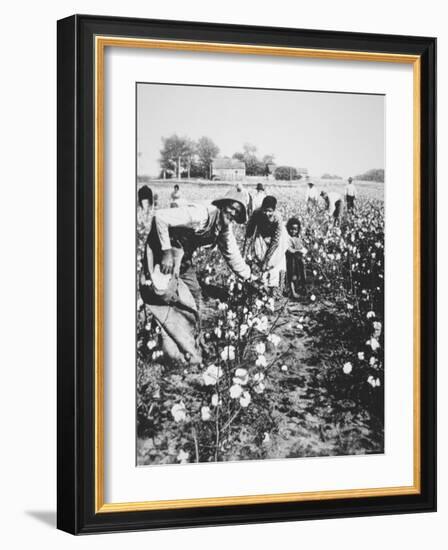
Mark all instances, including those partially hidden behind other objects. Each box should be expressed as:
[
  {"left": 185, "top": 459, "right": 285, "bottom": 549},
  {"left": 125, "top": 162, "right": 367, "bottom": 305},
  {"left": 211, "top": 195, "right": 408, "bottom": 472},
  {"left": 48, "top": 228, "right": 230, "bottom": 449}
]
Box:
[
  {"left": 153, "top": 204, "right": 250, "bottom": 279},
  {"left": 287, "top": 235, "right": 306, "bottom": 254},
  {"left": 345, "top": 183, "right": 357, "bottom": 198},
  {"left": 170, "top": 190, "right": 182, "bottom": 207},
  {"left": 251, "top": 190, "right": 266, "bottom": 210},
  {"left": 305, "top": 186, "right": 319, "bottom": 201}
]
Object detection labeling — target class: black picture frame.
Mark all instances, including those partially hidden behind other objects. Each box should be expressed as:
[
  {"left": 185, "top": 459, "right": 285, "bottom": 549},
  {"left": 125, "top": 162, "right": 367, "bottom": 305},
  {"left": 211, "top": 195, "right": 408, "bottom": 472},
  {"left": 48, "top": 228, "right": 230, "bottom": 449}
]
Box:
[{"left": 57, "top": 14, "right": 436, "bottom": 535}]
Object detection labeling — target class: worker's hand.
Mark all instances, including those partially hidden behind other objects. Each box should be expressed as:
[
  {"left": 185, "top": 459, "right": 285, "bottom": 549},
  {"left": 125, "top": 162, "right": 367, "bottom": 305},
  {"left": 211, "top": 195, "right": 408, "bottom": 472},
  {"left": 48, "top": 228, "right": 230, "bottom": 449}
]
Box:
[{"left": 160, "top": 249, "right": 174, "bottom": 274}]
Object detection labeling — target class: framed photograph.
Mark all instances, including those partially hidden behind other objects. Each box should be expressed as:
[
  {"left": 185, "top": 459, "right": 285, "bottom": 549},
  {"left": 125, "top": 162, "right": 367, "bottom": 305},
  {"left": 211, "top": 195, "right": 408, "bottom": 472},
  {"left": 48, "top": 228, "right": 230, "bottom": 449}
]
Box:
[{"left": 57, "top": 14, "right": 436, "bottom": 534}]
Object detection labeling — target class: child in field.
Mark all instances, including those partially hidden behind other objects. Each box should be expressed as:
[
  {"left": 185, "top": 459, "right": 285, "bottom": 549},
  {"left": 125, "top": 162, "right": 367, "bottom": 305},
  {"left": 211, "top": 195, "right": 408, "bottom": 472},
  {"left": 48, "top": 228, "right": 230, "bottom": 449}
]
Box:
[{"left": 285, "top": 217, "right": 307, "bottom": 298}]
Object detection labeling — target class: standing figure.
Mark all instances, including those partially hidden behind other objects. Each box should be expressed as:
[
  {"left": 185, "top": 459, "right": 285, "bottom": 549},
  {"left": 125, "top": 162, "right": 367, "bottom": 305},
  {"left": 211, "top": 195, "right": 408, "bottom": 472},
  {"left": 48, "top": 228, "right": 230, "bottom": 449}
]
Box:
[
  {"left": 140, "top": 188, "right": 251, "bottom": 365},
  {"left": 305, "top": 179, "right": 319, "bottom": 210},
  {"left": 137, "top": 185, "right": 153, "bottom": 229},
  {"left": 285, "top": 217, "right": 307, "bottom": 298},
  {"left": 235, "top": 181, "right": 253, "bottom": 217},
  {"left": 345, "top": 176, "right": 357, "bottom": 212},
  {"left": 244, "top": 196, "right": 289, "bottom": 289},
  {"left": 251, "top": 182, "right": 266, "bottom": 211},
  {"left": 170, "top": 184, "right": 182, "bottom": 208},
  {"left": 320, "top": 190, "right": 344, "bottom": 224}
]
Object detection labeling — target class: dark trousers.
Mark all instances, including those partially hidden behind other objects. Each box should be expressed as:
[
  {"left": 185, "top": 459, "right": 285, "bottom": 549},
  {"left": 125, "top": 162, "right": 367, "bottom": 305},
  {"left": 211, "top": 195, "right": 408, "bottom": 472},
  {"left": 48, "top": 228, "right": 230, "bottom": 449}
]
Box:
[
  {"left": 347, "top": 196, "right": 355, "bottom": 211},
  {"left": 180, "top": 262, "right": 203, "bottom": 312},
  {"left": 286, "top": 251, "right": 306, "bottom": 288}
]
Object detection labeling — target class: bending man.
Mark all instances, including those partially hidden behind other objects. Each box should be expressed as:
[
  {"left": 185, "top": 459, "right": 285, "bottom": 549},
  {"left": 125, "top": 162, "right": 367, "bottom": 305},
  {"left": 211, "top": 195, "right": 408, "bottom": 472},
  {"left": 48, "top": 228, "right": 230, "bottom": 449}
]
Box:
[{"left": 140, "top": 189, "right": 251, "bottom": 364}]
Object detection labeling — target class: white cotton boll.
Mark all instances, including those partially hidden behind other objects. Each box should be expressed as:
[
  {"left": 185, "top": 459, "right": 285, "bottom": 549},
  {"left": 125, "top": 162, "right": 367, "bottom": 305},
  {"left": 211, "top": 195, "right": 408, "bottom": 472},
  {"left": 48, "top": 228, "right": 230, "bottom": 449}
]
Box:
[
  {"left": 201, "top": 406, "right": 211, "bottom": 421},
  {"left": 202, "top": 365, "right": 223, "bottom": 386},
  {"left": 177, "top": 450, "right": 189, "bottom": 463},
  {"left": 171, "top": 402, "right": 187, "bottom": 423},
  {"left": 211, "top": 394, "right": 221, "bottom": 407},
  {"left": 229, "top": 384, "right": 243, "bottom": 399},
  {"left": 342, "top": 362, "right": 353, "bottom": 374},
  {"left": 233, "top": 368, "right": 249, "bottom": 386},
  {"left": 220, "top": 345, "right": 235, "bottom": 361},
  {"left": 255, "top": 342, "right": 266, "bottom": 355},
  {"left": 239, "top": 391, "right": 251, "bottom": 408}
]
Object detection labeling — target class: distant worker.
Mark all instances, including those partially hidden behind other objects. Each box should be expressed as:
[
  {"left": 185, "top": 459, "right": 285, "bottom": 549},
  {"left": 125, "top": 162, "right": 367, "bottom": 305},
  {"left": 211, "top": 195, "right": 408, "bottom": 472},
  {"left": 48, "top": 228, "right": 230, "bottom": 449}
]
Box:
[
  {"left": 320, "top": 190, "right": 344, "bottom": 224},
  {"left": 305, "top": 179, "right": 319, "bottom": 209},
  {"left": 252, "top": 182, "right": 267, "bottom": 210},
  {"left": 345, "top": 177, "right": 357, "bottom": 211},
  {"left": 235, "top": 181, "right": 253, "bottom": 216},
  {"left": 170, "top": 184, "right": 182, "bottom": 208},
  {"left": 137, "top": 185, "right": 153, "bottom": 228}
]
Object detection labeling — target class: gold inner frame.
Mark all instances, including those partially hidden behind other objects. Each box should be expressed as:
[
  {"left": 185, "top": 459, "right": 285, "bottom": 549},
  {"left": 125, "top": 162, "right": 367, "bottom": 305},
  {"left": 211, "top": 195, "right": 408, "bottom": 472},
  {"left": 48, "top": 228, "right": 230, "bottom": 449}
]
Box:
[{"left": 94, "top": 36, "right": 421, "bottom": 513}]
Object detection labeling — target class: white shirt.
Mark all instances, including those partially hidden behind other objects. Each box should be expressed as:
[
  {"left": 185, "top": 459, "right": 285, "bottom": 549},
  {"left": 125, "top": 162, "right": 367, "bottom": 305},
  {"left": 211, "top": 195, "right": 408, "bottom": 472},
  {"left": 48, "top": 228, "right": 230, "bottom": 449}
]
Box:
[
  {"left": 251, "top": 190, "right": 266, "bottom": 210},
  {"left": 345, "top": 183, "right": 357, "bottom": 197},
  {"left": 153, "top": 204, "right": 251, "bottom": 279},
  {"left": 305, "top": 186, "right": 319, "bottom": 201}
]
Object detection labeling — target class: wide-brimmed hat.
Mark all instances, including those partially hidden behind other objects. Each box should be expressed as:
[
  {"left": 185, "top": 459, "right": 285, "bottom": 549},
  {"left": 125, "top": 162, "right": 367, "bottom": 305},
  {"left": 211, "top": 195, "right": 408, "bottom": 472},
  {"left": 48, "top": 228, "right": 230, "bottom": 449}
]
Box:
[
  {"left": 212, "top": 188, "right": 248, "bottom": 224},
  {"left": 256, "top": 182, "right": 265, "bottom": 191}
]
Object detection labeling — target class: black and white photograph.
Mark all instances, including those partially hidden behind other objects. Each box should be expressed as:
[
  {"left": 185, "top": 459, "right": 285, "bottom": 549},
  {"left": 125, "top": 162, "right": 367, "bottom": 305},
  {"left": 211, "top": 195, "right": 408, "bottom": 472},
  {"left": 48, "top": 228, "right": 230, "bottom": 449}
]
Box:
[{"left": 136, "top": 82, "right": 385, "bottom": 466}]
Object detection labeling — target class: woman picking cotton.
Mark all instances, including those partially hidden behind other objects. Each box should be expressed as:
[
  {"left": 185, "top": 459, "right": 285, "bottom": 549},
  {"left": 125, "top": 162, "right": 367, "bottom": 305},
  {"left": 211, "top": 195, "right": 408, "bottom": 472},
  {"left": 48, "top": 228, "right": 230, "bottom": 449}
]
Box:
[
  {"left": 244, "top": 195, "right": 289, "bottom": 290},
  {"left": 140, "top": 188, "right": 252, "bottom": 365}
]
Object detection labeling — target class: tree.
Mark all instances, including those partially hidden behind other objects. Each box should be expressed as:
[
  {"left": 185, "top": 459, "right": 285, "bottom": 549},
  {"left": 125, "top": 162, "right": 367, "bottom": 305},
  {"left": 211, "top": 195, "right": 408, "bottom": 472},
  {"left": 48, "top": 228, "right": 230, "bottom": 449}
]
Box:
[
  {"left": 159, "top": 134, "right": 194, "bottom": 179},
  {"left": 196, "top": 136, "right": 220, "bottom": 179},
  {"left": 354, "top": 168, "right": 384, "bottom": 182},
  {"left": 182, "top": 138, "right": 196, "bottom": 179},
  {"left": 232, "top": 143, "right": 266, "bottom": 176},
  {"left": 232, "top": 152, "right": 245, "bottom": 162},
  {"left": 262, "top": 154, "right": 275, "bottom": 165},
  {"left": 274, "top": 166, "right": 298, "bottom": 181}
]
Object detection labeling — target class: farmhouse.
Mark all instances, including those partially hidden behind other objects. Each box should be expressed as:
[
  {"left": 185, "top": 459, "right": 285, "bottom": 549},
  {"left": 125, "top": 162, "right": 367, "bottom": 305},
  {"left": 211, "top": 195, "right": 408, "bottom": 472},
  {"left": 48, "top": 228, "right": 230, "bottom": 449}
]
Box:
[{"left": 211, "top": 158, "right": 246, "bottom": 181}]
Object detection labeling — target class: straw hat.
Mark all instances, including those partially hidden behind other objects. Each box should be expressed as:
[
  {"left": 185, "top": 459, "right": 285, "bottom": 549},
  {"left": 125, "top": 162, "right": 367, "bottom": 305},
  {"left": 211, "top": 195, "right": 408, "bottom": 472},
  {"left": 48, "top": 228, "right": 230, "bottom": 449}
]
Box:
[{"left": 212, "top": 188, "right": 248, "bottom": 223}]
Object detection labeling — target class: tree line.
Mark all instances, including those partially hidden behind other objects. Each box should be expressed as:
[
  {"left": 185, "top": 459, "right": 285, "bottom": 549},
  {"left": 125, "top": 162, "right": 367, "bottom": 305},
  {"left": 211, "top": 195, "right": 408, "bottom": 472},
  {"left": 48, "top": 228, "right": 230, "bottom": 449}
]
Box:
[{"left": 158, "top": 134, "right": 278, "bottom": 179}]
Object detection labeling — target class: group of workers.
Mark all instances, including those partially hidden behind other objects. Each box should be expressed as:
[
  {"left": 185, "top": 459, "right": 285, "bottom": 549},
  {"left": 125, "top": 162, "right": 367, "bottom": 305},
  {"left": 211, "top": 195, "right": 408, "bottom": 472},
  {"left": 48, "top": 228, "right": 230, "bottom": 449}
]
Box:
[{"left": 138, "top": 176, "right": 357, "bottom": 363}]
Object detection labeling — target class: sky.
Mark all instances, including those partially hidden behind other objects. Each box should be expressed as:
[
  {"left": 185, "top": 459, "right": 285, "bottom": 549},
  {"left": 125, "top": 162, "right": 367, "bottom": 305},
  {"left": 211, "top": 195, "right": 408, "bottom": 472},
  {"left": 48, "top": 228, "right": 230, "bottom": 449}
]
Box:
[{"left": 137, "top": 83, "right": 384, "bottom": 179}]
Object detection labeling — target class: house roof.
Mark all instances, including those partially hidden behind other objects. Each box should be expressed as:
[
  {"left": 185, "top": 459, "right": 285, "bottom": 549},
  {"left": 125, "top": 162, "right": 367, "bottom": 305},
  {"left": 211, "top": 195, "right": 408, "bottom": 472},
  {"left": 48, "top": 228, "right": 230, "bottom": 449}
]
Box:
[{"left": 212, "top": 158, "right": 245, "bottom": 170}]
